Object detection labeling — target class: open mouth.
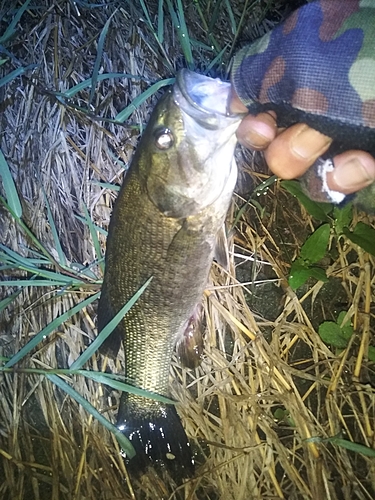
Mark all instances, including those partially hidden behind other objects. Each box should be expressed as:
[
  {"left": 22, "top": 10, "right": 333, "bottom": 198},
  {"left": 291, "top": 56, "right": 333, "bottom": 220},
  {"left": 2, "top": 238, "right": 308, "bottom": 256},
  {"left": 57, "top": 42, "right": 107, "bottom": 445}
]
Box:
[{"left": 174, "top": 69, "right": 236, "bottom": 129}]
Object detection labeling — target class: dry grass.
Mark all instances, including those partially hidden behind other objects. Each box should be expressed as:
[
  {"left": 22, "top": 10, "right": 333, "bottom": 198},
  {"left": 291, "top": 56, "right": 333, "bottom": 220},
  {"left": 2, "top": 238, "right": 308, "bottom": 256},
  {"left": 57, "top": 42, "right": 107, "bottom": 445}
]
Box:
[{"left": 0, "top": 1, "right": 375, "bottom": 499}]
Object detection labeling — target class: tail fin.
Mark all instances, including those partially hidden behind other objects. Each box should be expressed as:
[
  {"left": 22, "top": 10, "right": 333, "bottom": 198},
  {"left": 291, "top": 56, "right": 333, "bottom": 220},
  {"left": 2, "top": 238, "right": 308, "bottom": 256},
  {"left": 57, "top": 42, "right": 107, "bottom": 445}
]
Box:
[{"left": 117, "top": 394, "right": 194, "bottom": 479}]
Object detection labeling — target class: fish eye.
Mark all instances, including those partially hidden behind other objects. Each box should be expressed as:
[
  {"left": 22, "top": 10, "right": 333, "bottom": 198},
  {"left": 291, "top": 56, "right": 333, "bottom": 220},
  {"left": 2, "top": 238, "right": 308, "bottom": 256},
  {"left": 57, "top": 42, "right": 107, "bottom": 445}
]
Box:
[{"left": 154, "top": 128, "right": 174, "bottom": 150}]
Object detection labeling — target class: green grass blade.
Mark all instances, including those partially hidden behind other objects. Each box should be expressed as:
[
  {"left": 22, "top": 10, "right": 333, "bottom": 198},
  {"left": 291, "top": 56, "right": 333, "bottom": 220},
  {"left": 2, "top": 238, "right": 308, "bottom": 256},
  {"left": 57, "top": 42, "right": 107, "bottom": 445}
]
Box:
[
  {"left": 0, "top": 363, "right": 175, "bottom": 405},
  {"left": 59, "top": 73, "right": 143, "bottom": 99},
  {"left": 74, "top": 214, "right": 108, "bottom": 236},
  {"left": 191, "top": 0, "right": 221, "bottom": 54},
  {"left": 4, "top": 292, "right": 100, "bottom": 368},
  {"left": 0, "top": 279, "right": 82, "bottom": 287},
  {"left": 89, "top": 12, "right": 115, "bottom": 106},
  {"left": 157, "top": 0, "right": 164, "bottom": 43},
  {"left": 331, "top": 438, "right": 375, "bottom": 456},
  {"left": 0, "top": 268, "right": 80, "bottom": 283},
  {"left": 0, "top": 290, "right": 22, "bottom": 313},
  {"left": 68, "top": 261, "right": 101, "bottom": 280},
  {"left": 190, "top": 38, "right": 215, "bottom": 51},
  {"left": 42, "top": 190, "right": 67, "bottom": 266},
  {"left": 139, "top": 0, "right": 156, "bottom": 35},
  {"left": 90, "top": 180, "right": 120, "bottom": 192},
  {"left": 114, "top": 78, "right": 174, "bottom": 123},
  {"left": 224, "top": 0, "right": 237, "bottom": 34},
  {"left": 204, "top": 43, "right": 229, "bottom": 73},
  {"left": 0, "top": 149, "right": 22, "bottom": 218},
  {"left": 232, "top": 176, "right": 278, "bottom": 228},
  {"left": 166, "top": 0, "right": 194, "bottom": 69},
  {"left": 0, "top": 243, "right": 39, "bottom": 267},
  {"left": 0, "top": 64, "right": 38, "bottom": 88},
  {"left": 82, "top": 204, "right": 104, "bottom": 273},
  {"left": 70, "top": 277, "right": 152, "bottom": 370},
  {"left": 47, "top": 373, "right": 135, "bottom": 458},
  {"left": 0, "top": 195, "right": 59, "bottom": 264},
  {"left": 281, "top": 180, "right": 332, "bottom": 222},
  {"left": 0, "top": 0, "right": 31, "bottom": 44},
  {"left": 208, "top": 0, "right": 223, "bottom": 35},
  {"left": 176, "top": 0, "right": 194, "bottom": 68},
  {"left": 0, "top": 246, "right": 84, "bottom": 283},
  {"left": 306, "top": 434, "right": 375, "bottom": 458},
  {"left": 80, "top": 371, "right": 175, "bottom": 405}
]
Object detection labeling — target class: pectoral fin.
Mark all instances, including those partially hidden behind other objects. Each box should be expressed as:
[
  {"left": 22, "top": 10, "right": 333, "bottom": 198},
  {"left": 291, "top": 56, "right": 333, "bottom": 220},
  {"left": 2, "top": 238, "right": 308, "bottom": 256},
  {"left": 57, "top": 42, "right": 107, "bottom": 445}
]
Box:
[{"left": 176, "top": 305, "right": 204, "bottom": 369}]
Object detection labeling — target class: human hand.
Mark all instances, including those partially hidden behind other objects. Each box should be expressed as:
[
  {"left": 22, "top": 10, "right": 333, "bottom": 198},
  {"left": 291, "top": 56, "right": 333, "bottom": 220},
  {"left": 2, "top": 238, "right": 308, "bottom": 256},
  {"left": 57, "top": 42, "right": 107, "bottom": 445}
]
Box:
[{"left": 230, "top": 89, "right": 375, "bottom": 196}]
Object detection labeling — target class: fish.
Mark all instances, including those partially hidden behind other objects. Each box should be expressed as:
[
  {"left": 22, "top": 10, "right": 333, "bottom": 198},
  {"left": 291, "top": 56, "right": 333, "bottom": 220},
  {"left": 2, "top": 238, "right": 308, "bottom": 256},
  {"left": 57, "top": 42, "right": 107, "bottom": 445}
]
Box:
[{"left": 97, "top": 69, "right": 242, "bottom": 477}]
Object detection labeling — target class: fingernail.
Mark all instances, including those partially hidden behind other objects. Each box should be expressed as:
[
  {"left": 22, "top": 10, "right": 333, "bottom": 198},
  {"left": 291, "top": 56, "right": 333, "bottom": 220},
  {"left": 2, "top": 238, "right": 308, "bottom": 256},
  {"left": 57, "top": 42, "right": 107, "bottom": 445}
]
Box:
[
  {"left": 243, "top": 129, "right": 272, "bottom": 149},
  {"left": 332, "top": 158, "right": 374, "bottom": 190},
  {"left": 291, "top": 126, "right": 332, "bottom": 160},
  {"left": 237, "top": 120, "right": 276, "bottom": 150}
]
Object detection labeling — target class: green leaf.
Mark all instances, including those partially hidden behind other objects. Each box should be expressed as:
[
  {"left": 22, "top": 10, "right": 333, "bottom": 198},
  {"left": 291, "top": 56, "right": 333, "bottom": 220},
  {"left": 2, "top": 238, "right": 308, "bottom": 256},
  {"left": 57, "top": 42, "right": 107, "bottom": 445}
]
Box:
[
  {"left": 48, "top": 373, "right": 135, "bottom": 458},
  {"left": 0, "top": 64, "right": 38, "bottom": 88},
  {"left": 288, "top": 260, "right": 327, "bottom": 290},
  {"left": 165, "top": 0, "right": 194, "bottom": 70},
  {"left": 89, "top": 12, "right": 115, "bottom": 106},
  {"left": 273, "top": 408, "right": 295, "bottom": 426},
  {"left": 343, "top": 222, "right": 375, "bottom": 256},
  {"left": 0, "top": 195, "right": 60, "bottom": 264},
  {"left": 368, "top": 346, "right": 375, "bottom": 363},
  {"left": 43, "top": 190, "right": 67, "bottom": 266},
  {"left": 90, "top": 180, "right": 120, "bottom": 192},
  {"left": 288, "top": 259, "right": 312, "bottom": 290},
  {"left": 204, "top": 43, "right": 229, "bottom": 73},
  {"left": 4, "top": 292, "right": 100, "bottom": 368},
  {"left": 333, "top": 203, "right": 353, "bottom": 235},
  {"left": 232, "top": 175, "right": 277, "bottom": 228},
  {"left": 80, "top": 371, "right": 175, "bottom": 405},
  {"left": 60, "top": 73, "right": 143, "bottom": 99},
  {"left": 224, "top": 0, "right": 236, "bottom": 34},
  {"left": 70, "top": 277, "right": 152, "bottom": 370},
  {"left": 305, "top": 434, "right": 375, "bottom": 458},
  {"left": 300, "top": 223, "right": 330, "bottom": 264},
  {"left": 0, "top": 0, "right": 31, "bottom": 44},
  {"left": 114, "top": 78, "right": 174, "bottom": 123},
  {"left": 0, "top": 279, "right": 82, "bottom": 287},
  {"left": 157, "top": 0, "right": 164, "bottom": 43},
  {"left": 0, "top": 149, "right": 22, "bottom": 218},
  {"left": 307, "top": 266, "right": 328, "bottom": 283},
  {"left": 82, "top": 204, "right": 104, "bottom": 273},
  {"left": 0, "top": 289, "right": 22, "bottom": 313},
  {"left": 328, "top": 436, "right": 375, "bottom": 458},
  {"left": 318, "top": 321, "right": 350, "bottom": 349},
  {"left": 337, "top": 311, "right": 353, "bottom": 340},
  {"left": 74, "top": 214, "right": 108, "bottom": 237},
  {"left": 281, "top": 180, "right": 332, "bottom": 221}
]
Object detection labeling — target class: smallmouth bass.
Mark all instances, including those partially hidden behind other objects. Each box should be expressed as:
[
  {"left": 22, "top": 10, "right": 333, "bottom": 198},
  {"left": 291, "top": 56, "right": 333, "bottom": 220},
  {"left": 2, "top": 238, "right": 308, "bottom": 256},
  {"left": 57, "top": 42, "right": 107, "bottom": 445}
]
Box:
[{"left": 97, "top": 70, "right": 242, "bottom": 476}]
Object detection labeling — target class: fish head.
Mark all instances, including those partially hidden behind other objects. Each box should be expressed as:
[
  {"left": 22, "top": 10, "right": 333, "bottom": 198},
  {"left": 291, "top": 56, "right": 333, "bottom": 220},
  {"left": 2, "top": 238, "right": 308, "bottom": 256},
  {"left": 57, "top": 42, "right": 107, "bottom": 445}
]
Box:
[{"left": 139, "top": 70, "right": 244, "bottom": 218}]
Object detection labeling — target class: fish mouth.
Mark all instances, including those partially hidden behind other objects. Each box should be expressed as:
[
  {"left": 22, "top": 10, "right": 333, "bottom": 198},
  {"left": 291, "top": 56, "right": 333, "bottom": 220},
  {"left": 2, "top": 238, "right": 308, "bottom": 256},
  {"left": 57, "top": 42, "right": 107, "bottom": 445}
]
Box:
[{"left": 174, "top": 69, "right": 239, "bottom": 129}]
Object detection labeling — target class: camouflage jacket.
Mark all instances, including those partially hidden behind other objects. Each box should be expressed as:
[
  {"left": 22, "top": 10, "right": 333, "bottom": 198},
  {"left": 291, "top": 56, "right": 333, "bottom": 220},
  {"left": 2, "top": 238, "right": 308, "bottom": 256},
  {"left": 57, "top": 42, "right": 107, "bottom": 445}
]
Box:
[{"left": 232, "top": 0, "right": 375, "bottom": 212}]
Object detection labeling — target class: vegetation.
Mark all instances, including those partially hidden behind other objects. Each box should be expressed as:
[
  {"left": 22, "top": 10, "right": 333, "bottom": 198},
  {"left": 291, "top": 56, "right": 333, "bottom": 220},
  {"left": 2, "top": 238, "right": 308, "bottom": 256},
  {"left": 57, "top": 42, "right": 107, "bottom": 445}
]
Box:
[{"left": 0, "top": 1, "right": 374, "bottom": 498}]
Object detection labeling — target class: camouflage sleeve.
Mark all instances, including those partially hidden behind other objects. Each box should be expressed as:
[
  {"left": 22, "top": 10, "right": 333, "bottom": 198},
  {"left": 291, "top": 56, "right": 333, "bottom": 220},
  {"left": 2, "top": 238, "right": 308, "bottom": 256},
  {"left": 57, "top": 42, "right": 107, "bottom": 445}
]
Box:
[{"left": 231, "top": 0, "right": 375, "bottom": 213}]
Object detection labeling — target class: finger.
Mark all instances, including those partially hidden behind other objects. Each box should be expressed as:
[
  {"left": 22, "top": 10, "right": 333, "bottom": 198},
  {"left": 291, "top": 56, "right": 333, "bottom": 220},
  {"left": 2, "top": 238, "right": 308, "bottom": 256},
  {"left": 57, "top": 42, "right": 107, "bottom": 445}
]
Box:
[
  {"left": 228, "top": 86, "right": 249, "bottom": 114},
  {"left": 265, "top": 123, "right": 333, "bottom": 178},
  {"left": 236, "top": 111, "right": 277, "bottom": 150},
  {"left": 326, "top": 151, "right": 375, "bottom": 194}
]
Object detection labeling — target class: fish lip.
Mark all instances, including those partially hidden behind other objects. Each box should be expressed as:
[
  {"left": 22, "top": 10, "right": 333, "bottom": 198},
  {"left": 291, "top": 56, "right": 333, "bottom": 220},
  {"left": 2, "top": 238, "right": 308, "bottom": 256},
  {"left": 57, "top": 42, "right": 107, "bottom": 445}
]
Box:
[{"left": 174, "top": 69, "right": 238, "bottom": 130}]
